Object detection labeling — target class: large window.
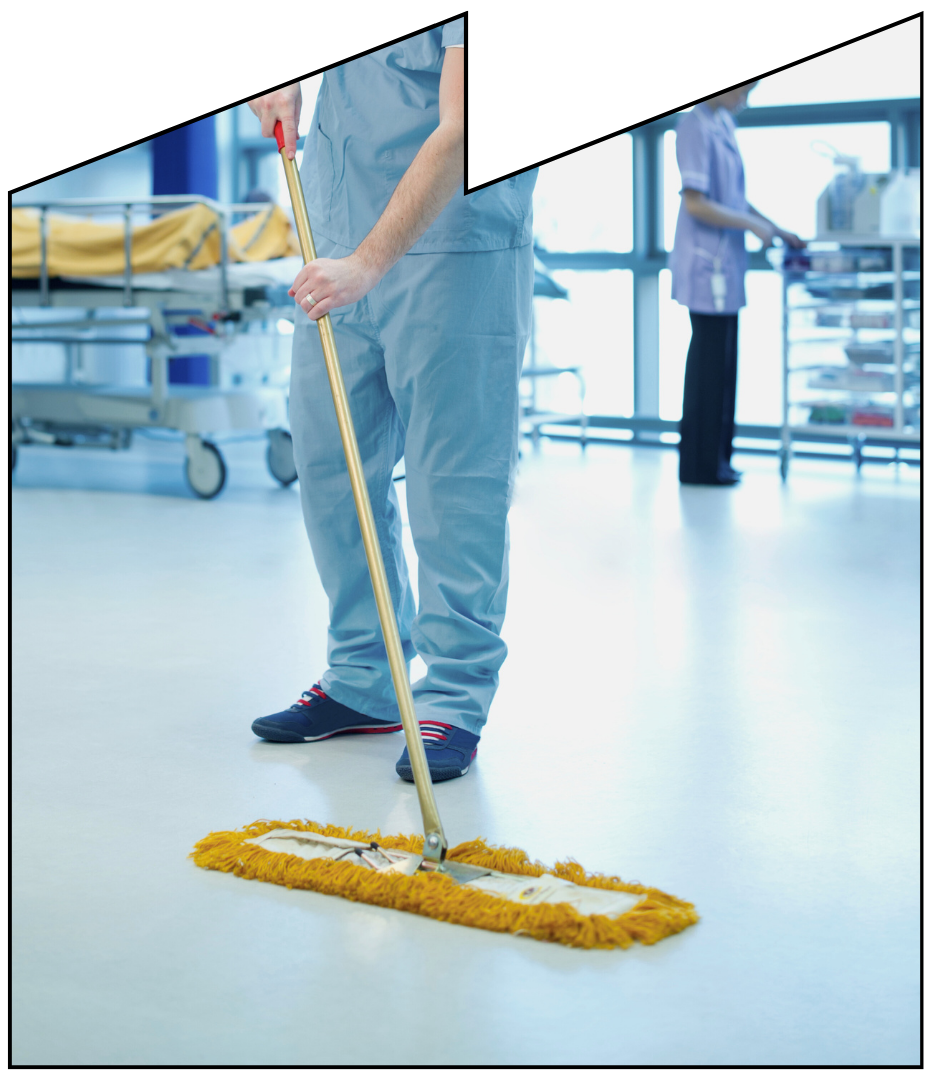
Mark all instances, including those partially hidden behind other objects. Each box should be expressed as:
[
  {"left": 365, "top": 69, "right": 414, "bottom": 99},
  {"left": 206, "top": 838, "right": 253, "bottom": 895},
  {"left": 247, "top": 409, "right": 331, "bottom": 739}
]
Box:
[
  {"left": 533, "top": 135, "right": 632, "bottom": 252},
  {"left": 530, "top": 135, "right": 634, "bottom": 417},
  {"left": 530, "top": 270, "right": 634, "bottom": 417},
  {"left": 538, "top": 18, "right": 920, "bottom": 432}
]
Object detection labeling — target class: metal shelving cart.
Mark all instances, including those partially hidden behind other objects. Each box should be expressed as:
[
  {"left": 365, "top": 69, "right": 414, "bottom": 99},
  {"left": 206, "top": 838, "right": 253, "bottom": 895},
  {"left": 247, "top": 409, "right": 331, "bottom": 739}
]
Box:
[{"left": 779, "top": 236, "right": 920, "bottom": 479}]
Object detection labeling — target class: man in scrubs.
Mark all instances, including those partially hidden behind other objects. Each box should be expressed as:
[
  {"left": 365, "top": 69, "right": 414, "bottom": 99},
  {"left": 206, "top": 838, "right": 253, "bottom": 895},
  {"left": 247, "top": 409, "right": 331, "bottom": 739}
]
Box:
[
  {"left": 669, "top": 82, "right": 804, "bottom": 485},
  {"left": 248, "top": 19, "right": 537, "bottom": 781}
]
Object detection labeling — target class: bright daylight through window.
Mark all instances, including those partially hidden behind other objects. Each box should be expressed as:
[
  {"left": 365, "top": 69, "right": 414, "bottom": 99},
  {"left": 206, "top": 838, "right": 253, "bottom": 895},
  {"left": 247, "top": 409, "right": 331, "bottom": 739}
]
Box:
[{"left": 528, "top": 18, "right": 918, "bottom": 443}]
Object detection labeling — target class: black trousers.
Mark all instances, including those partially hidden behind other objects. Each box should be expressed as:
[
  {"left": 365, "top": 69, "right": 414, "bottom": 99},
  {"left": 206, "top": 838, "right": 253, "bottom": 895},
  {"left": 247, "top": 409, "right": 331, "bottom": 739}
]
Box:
[{"left": 678, "top": 312, "right": 739, "bottom": 484}]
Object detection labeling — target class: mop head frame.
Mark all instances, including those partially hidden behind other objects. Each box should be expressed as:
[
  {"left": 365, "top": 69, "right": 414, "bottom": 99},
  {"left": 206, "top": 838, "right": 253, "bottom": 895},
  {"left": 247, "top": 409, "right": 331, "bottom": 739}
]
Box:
[{"left": 192, "top": 820, "right": 698, "bottom": 950}]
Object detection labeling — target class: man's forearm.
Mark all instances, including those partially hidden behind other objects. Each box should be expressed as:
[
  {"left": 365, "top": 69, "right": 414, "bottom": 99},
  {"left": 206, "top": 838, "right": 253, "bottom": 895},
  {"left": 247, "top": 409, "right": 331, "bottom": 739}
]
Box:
[{"left": 354, "top": 124, "right": 464, "bottom": 277}]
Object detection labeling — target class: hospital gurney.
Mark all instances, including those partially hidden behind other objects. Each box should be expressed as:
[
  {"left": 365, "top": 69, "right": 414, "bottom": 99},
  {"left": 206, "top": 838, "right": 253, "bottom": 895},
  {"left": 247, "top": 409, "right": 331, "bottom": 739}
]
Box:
[{"left": 11, "top": 196, "right": 304, "bottom": 498}]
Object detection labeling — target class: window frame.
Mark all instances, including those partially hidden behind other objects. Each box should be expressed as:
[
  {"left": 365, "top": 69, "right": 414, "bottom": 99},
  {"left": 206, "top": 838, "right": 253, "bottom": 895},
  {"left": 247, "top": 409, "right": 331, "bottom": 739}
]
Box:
[
  {"left": 533, "top": 97, "right": 920, "bottom": 437},
  {"left": 228, "top": 97, "right": 920, "bottom": 439}
]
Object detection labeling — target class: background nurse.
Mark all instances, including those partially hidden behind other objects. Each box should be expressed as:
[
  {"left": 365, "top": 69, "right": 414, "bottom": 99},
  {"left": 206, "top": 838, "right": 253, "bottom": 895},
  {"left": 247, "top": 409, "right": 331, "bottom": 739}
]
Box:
[{"left": 669, "top": 82, "right": 805, "bottom": 485}]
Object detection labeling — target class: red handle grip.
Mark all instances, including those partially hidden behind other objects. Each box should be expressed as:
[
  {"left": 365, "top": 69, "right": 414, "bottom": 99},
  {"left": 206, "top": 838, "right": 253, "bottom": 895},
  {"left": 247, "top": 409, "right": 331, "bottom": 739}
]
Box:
[{"left": 274, "top": 120, "right": 286, "bottom": 152}]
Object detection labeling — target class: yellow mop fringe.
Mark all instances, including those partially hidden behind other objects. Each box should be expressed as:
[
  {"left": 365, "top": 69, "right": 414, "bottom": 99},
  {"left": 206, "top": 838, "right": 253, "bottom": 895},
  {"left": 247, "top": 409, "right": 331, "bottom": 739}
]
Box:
[{"left": 191, "top": 819, "right": 698, "bottom": 950}]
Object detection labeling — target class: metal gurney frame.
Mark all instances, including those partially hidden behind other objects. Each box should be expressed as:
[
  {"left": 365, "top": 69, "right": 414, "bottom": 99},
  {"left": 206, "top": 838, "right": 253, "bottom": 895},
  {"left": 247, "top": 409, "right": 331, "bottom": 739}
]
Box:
[{"left": 11, "top": 194, "right": 301, "bottom": 499}]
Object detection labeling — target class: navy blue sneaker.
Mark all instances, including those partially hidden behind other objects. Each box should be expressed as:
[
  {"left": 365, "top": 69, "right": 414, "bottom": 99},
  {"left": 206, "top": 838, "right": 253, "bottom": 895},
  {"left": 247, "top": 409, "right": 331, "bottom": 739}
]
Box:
[
  {"left": 251, "top": 683, "right": 402, "bottom": 742},
  {"left": 395, "top": 721, "right": 480, "bottom": 782}
]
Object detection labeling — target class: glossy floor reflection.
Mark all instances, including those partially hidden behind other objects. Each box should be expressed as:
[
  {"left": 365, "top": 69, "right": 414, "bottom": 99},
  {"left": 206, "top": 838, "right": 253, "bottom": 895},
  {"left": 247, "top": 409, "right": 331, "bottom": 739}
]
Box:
[{"left": 12, "top": 436, "right": 921, "bottom": 1065}]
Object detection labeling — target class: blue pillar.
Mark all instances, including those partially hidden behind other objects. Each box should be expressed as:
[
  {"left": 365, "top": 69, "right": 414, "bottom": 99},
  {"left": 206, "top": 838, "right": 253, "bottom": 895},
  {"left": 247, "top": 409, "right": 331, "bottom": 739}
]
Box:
[
  {"left": 152, "top": 116, "right": 218, "bottom": 199},
  {"left": 151, "top": 117, "right": 218, "bottom": 385}
]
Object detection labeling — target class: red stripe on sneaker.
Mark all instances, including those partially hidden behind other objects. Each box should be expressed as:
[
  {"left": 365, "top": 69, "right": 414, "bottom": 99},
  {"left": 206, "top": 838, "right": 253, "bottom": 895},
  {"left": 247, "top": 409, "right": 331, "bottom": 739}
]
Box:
[
  {"left": 420, "top": 720, "right": 453, "bottom": 730},
  {"left": 309, "top": 685, "right": 328, "bottom": 699}
]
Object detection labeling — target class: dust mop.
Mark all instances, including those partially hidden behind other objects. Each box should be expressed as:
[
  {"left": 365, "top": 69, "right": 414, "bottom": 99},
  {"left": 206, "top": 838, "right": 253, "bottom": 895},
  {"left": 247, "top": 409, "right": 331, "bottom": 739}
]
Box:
[{"left": 192, "top": 123, "right": 698, "bottom": 950}]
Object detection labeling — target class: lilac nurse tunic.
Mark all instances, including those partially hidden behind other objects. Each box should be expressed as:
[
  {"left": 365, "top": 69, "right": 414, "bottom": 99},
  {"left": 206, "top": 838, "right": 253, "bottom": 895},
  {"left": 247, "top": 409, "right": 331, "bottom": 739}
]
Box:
[{"left": 668, "top": 104, "right": 749, "bottom": 314}]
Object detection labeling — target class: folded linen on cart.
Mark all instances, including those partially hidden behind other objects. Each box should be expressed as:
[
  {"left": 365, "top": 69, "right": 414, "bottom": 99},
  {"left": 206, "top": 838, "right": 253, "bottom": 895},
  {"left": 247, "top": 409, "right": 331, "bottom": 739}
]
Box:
[{"left": 11, "top": 203, "right": 300, "bottom": 277}]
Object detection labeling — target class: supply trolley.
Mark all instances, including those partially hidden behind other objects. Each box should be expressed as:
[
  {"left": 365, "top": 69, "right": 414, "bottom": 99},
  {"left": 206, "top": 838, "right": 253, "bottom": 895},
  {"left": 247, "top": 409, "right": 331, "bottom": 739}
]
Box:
[
  {"left": 11, "top": 196, "right": 304, "bottom": 498},
  {"left": 776, "top": 237, "right": 920, "bottom": 479}
]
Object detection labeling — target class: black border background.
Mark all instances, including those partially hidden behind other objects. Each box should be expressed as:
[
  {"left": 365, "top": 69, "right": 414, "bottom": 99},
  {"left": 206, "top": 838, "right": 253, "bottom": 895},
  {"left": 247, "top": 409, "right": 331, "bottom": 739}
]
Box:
[{"left": 16, "top": 14, "right": 915, "bottom": 197}]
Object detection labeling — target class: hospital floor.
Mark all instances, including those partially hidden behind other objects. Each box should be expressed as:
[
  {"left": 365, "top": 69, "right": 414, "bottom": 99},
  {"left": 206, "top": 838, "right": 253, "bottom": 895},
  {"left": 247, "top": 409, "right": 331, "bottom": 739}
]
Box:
[{"left": 12, "top": 434, "right": 921, "bottom": 1066}]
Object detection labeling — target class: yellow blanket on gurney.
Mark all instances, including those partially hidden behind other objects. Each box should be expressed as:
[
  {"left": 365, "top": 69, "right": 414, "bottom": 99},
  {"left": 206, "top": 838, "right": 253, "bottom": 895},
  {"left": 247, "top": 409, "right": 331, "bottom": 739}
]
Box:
[{"left": 11, "top": 203, "right": 300, "bottom": 277}]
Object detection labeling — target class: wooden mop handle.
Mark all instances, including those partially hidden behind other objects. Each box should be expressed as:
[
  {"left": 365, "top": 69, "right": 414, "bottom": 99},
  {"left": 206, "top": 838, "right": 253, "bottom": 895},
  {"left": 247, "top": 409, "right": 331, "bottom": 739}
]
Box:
[{"left": 274, "top": 122, "right": 448, "bottom": 863}]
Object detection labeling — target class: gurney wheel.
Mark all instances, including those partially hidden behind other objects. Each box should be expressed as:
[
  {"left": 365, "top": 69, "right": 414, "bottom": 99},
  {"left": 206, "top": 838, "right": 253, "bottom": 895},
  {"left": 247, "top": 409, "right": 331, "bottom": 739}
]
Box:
[
  {"left": 267, "top": 428, "right": 298, "bottom": 487},
  {"left": 186, "top": 439, "right": 227, "bottom": 499}
]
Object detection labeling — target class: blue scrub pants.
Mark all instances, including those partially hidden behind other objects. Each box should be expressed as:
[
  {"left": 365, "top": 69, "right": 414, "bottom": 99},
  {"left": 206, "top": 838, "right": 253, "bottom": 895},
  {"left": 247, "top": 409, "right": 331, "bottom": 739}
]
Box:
[{"left": 290, "top": 236, "right": 534, "bottom": 735}]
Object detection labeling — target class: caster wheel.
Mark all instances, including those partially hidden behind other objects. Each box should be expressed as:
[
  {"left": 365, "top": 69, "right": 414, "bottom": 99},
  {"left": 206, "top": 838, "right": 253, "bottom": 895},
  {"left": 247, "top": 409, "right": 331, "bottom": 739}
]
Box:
[
  {"left": 186, "top": 439, "right": 226, "bottom": 499},
  {"left": 266, "top": 428, "right": 298, "bottom": 486}
]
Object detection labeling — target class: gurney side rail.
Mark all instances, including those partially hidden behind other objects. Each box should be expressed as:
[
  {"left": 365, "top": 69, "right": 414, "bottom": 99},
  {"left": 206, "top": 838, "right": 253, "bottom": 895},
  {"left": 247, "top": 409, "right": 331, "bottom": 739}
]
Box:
[{"left": 14, "top": 196, "right": 280, "bottom": 313}]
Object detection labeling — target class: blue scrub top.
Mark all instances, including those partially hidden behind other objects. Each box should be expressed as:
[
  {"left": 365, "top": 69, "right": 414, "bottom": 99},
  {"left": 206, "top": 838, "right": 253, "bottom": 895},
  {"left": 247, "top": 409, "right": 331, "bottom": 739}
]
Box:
[
  {"left": 668, "top": 104, "right": 749, "bottom": 314},
  {"left": 301, "top": 17, "right": 537, "bottom": 253}
]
